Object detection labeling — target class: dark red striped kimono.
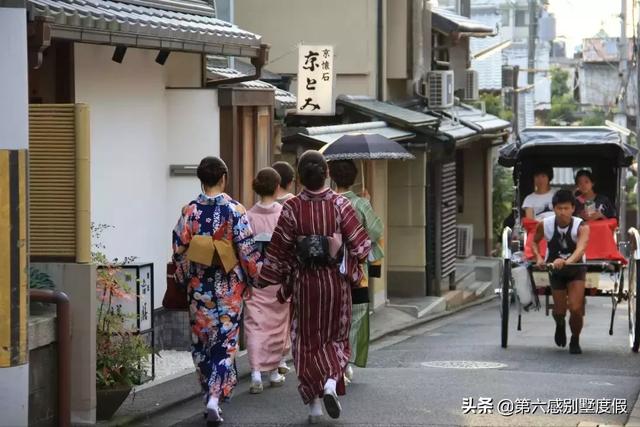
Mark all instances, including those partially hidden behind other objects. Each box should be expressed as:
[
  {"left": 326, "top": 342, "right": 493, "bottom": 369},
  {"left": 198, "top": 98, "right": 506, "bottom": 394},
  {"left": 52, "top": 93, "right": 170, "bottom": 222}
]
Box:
[{"left": 258, "top": 188, "right": 371, "bottom": 404}]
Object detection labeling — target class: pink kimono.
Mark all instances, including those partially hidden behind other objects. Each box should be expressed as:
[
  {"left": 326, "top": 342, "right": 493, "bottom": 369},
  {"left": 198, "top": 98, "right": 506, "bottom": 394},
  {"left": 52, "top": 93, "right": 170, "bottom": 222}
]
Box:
[{"left": 245, "top": 202, "right": 291, "bottom": 371}]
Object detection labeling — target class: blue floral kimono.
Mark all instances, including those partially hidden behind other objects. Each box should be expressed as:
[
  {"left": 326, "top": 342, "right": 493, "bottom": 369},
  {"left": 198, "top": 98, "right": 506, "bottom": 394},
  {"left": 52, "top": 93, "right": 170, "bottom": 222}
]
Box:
[{"left": 172, "top": 193, "right": 260, "bottom": 402}]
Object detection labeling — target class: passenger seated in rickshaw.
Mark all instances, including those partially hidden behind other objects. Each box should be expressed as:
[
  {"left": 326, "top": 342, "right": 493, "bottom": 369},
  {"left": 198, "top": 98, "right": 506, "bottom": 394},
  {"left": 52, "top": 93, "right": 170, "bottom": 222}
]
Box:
[
  {"left": 531, "top": 189, "right": 590, "bottom": 355},
  {"left": 522, "top": 165, "right": 556, "bottom": 220},
  {"left": 574, "top": 169, "right": 616, "bottom": 221}
]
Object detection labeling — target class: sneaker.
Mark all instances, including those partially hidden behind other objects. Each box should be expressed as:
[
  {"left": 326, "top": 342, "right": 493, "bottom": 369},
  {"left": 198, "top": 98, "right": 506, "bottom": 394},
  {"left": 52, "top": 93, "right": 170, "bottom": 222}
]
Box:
[
  {"left": 322, "top": 389, "right": 342, "bottom": 419},
  {"left": 249, "top": 381, "right": 263, "bottom": 394},
  {"left": 553, "top": 314, "right": 567, "bottom": 348},
  {"left": 569, "top": 336, "right": 582, "bottom": 354},
  {"left": 269, "top": 371, "right": 286, "bottom": 387}
]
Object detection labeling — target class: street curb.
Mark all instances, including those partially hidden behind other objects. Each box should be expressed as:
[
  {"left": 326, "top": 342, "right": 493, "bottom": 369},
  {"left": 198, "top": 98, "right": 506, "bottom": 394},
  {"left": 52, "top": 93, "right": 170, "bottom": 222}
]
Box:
[
  {"left": 102, "top": 294, "right": 498, "bottom": 426},
  {"left": 625, "top": 388, "right": 640, "bottom": 426},
  {"left": 370, "top": 294, "right": 497, "bottom": 343}
]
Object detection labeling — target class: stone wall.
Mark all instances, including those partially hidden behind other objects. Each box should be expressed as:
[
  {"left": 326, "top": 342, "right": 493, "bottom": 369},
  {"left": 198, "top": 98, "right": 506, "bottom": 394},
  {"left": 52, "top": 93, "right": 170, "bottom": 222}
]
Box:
[{"left": 153, "top": 308, "right": 190, "bottom": 351}]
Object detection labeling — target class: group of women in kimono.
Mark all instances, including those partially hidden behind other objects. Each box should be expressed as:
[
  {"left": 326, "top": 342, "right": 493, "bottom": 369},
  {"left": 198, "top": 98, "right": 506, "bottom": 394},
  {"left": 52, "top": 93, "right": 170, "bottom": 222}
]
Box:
[{"left": 172, "top": 150, "right": 384, "bottom": 425}]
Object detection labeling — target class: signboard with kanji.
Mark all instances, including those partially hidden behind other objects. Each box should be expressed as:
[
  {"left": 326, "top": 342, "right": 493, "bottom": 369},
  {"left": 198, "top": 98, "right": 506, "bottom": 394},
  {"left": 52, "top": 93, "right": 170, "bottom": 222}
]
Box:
[{"left": 297, "top": 45, "right": 335, "bottom": 115}]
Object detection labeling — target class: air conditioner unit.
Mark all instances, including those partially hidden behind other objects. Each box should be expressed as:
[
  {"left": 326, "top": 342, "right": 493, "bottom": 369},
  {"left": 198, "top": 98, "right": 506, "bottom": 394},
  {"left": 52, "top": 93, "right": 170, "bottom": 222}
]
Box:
[
  {"left": 464, "top": 69, "right": 479, "bottom": 101},
  {"left": 456, "top": 224, "right": 474, "bottom": 258},
  {"left": 425, "top": 70, "right": 454, "bottom": 109}
]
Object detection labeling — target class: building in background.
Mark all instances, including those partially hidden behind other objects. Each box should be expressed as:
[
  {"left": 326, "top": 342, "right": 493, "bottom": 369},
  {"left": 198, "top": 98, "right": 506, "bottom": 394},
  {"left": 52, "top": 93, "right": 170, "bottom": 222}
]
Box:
[
  {"left": 577, "top": 35, "right": 637, "bottom": 122},
  {"left": 440, "top": 0, "right": 554, "bottom": 128}
]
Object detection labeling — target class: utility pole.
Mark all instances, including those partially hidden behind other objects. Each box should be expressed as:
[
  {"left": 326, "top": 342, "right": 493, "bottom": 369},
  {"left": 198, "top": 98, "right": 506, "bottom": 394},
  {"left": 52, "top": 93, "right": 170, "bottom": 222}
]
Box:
[
  {"left": 527, "top": 0, "right": 537, "bottom": 86},
  {"left": 0, "top": 2, "right": 30, "bottom": 426},
  {"left": 617, "top": 0, "right": 629, "bottom": 142},
  {"left": 617, "top": 0, "right": 629, "bottom": 232}
]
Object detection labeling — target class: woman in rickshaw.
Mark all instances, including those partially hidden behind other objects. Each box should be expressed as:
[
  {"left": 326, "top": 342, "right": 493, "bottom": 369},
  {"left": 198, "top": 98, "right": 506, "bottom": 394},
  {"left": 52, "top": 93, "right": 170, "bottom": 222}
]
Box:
[
  {"left": 574, "top": 169, "right": 616, "bottom": 221},
  {"left": 531, "top": 189, "right": 590, "bottom": 355},
  {"left": 522, "top": 164, "right": 556, "bottom": 220}
]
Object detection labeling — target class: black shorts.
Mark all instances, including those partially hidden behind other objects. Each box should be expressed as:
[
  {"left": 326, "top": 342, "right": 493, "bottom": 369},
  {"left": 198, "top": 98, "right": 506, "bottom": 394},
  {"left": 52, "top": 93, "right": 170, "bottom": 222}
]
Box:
[{"left": 549, "top": 266, "right": 587, "bottom": 290}]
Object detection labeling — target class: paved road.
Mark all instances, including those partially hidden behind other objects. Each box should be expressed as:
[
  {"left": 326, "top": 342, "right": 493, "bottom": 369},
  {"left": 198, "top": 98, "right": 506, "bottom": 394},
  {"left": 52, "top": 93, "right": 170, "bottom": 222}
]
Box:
[{"left": 136, "top": 297, "right": 640, "bottom": 426}]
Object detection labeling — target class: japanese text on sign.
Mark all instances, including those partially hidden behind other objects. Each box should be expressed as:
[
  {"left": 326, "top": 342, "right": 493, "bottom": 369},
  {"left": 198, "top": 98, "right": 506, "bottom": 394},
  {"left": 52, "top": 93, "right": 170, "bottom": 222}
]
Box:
[{"left": 297, "top": 45, "right": 335, "bottom": 115}]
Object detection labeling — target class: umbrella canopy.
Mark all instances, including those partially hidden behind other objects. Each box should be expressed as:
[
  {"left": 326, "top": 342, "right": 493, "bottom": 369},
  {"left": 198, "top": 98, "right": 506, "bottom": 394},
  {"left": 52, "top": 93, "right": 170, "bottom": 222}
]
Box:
[{"left": 319, "top": 133, "right": 415, "bottom": 161}]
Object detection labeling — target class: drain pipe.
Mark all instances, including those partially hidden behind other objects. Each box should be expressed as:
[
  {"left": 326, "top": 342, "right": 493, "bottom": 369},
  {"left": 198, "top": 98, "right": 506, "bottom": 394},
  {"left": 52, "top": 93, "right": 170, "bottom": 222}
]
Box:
[
  {"left": 207, "top": 44, "right": 270, "bottom": 87},
  {"left": 30, "top": 289, "right": 71, "bottom": 427}
]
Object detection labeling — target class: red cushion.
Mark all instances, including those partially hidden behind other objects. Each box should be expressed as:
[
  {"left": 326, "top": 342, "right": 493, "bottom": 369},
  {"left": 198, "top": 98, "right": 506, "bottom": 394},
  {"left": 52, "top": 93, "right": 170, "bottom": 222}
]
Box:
[{"left": 523, "top": 217, "right": 626, "bottom": 263}]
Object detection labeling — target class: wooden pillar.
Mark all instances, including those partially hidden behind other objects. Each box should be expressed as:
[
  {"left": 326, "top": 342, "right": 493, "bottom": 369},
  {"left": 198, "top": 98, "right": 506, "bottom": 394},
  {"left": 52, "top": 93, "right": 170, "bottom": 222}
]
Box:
[{"left": 218, "top": 87, "right": 275, "bottom": 206}]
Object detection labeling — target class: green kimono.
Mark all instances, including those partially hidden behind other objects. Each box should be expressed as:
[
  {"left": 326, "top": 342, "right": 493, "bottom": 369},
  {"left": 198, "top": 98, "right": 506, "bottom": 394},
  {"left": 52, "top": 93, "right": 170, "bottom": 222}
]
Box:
[{"left": 342, "top": 191, "right": 384, "bottom": 367}]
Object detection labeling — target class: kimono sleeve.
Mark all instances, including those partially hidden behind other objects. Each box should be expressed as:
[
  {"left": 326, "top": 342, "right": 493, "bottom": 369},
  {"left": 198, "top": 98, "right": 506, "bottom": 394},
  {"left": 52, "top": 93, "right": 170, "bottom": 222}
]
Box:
[
  {"left": 357, "top": 197, "right": 384, "bottom": 262},
  {"left": 258, "top": 203, "right": 297, "bottom": 294},
  {"left": 231, "top": 205, "right": 262, "bottom": 285},
  {"left": 171, "top": 203, "right": 198, "bottom": 286},
  {"left": 338, "top": 198, "right": 371, "bottom": 263}
]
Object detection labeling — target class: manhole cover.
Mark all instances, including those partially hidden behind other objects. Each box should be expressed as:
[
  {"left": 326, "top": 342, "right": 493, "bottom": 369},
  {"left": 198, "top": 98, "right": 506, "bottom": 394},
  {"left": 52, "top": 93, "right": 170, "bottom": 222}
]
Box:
[{"left": 420, "top": 360, "right": 507, "bottom": 369}]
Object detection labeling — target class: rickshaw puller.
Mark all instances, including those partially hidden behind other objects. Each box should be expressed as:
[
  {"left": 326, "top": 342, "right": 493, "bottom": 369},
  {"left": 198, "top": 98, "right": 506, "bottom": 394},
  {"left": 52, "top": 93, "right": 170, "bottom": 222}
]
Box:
[{"left": 531, "top": 190, "right": 590, "bottom": 354}]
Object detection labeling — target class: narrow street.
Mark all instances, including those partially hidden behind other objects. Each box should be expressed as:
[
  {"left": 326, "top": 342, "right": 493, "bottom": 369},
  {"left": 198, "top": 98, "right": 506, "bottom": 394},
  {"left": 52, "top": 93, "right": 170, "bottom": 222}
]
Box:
[{"left": 135, "top": 298, "right": 640, "bottom": 427}]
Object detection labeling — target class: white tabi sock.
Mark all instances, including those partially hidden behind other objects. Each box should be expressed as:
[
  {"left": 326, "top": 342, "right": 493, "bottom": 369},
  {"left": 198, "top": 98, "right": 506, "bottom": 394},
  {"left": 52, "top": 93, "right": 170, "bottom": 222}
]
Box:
[
  {"left": 207, "top": 397, "right": 219, "bottom": 411},
  {"left": 324, "top": 378, "right": 337, "bottom": 394},
  {"left": 309, "top": 397, "right": 323, "bottom": 416},
  {"left": 251, "top": 370, "right": 262, "bottom": 383}
]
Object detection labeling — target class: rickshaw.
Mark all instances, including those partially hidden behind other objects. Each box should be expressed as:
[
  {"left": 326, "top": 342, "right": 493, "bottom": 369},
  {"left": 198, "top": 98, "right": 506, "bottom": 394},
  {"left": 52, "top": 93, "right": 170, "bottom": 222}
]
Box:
[{"left": 497, "top": 127, "right": 640, "bottom": 351}]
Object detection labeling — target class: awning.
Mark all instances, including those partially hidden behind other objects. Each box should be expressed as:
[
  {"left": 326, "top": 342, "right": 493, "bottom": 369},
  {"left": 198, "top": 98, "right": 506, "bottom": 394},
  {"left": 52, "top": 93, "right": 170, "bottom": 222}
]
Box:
[
  {"left": 440, "top": 105, "right": 511, "bottom": 133},
  {"left": 282, "top": 121, "right": 415, "bottom": 152},
  {"left": 431, "top": 7, "right": 494, "bottom": 37},
  {"left": 392, "top": 97, "right": 508, "bottom": 142},
  {"left": 337, "top": 95, "right": 439, "bottom": 129},
  {"left": 27, "top": 0, "right": 262, "bottom": 57},
  {"left": 208, "top": 66, "right": 296, "bottom": 110}
]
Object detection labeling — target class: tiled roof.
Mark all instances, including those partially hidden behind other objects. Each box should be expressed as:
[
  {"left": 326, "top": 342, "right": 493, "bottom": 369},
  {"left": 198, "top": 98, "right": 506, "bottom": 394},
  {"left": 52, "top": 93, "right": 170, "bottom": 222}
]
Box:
[
  {"left": 207, "top": 66, "right": 297, "bottom": 110},
  {"left": 27, "top": 0, "right": 262, "bottom": 57}
]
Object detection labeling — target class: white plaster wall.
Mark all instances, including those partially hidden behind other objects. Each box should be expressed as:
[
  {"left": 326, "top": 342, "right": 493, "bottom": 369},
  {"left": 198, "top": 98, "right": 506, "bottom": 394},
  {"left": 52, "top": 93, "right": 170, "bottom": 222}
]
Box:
[
  {"left": 74, "top": 44, "right": 217, "bottom": 308},
  {"left": 166, "top": 89, "right": 220, "bottom": 271},
  {"left": 0, "top": 8, "right": 28, "bottom": 150}
]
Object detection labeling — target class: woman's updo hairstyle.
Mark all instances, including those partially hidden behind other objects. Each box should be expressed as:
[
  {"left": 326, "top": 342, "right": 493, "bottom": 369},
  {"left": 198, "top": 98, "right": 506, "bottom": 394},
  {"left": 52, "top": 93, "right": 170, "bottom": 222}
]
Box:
[
  {"left": 197, "top": 156, "right": 228, "bottom": 188},
  {"left": 297, "top": 150, "right": 328, "bottom": 191},
  {"left": 252, "top": 167, "right": 281, "bottom": 197}
]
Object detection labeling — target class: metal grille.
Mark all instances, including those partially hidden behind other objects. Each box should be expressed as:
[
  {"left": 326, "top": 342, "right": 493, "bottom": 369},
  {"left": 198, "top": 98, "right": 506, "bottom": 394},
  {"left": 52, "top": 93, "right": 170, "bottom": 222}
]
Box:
[
  {"left": 29, "top": 104, "right": 76, "bottom": 259},
  {"left": 440, "top": 161, "right": 457, "bottom": 279}
]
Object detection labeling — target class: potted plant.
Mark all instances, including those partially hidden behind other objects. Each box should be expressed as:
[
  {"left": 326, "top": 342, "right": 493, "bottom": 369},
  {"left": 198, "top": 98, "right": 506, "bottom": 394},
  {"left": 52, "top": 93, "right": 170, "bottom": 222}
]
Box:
[{"left": 93, "top": 224, "right": 151, "bottom": 420}]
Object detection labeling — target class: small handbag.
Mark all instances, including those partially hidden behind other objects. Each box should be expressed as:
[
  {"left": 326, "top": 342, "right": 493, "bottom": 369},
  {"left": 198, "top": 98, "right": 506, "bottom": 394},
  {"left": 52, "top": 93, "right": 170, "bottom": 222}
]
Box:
[{"left": 162, "top": 262, "right": 189, "bottom": 311}]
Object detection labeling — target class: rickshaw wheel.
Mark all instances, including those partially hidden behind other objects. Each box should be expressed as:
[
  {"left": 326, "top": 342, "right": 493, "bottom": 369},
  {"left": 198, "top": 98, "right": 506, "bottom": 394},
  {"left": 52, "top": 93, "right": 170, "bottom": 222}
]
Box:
[
  {"left": 501, "top": 258, "right": 510, "bottom": 348},
  {"left": 629, "top": 257, "right": 640, "bottom": 352}
]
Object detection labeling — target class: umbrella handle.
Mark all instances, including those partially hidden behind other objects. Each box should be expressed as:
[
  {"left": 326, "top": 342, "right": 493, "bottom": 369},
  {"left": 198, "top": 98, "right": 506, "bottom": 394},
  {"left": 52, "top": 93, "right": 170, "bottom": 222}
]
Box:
[{"left": 361, "top": 160, "right": 366, "bottom": 191}]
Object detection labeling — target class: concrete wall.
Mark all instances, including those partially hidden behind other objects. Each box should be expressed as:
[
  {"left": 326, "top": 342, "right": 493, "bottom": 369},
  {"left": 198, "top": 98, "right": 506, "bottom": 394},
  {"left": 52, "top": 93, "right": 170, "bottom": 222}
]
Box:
[
  {"left": 456, "top": 143, "right": 488, "bottom": 255},
  {"left": 387, "top": 151, "right": 428, "bottom": 297},
  {"left": 28, "top": 310, "right": 58, "bottom": 427},
  {"left": 74, "top": 44, "right": 218, "bottom": 308},
  {"left": 31, "top": 263, "right": 97, "bottom": 425},
  {"left": 369, "top": 161, "right": 388, "bottom": 308},
  {"left": 234, "top": 0, "right": 378, "bottom": 98}
]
